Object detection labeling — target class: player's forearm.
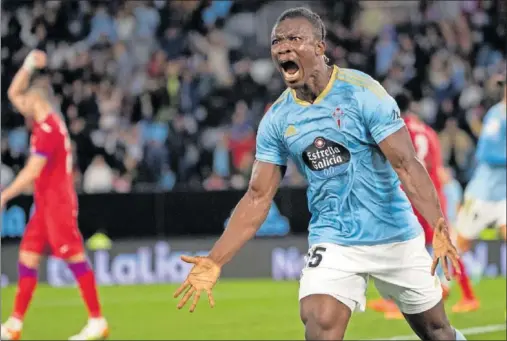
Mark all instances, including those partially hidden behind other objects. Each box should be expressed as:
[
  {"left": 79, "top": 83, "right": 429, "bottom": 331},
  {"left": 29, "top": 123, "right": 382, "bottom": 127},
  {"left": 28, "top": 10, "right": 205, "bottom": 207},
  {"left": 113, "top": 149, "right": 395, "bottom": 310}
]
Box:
[
  {"left": 396, "top": 157, "right": 444, "bottom": 228},
  {"left": 208, "top": 190, "right": 271, "bottom": 267},
  {"left": 7, "top": 68, "right": 32, "bottom": 100},
  {"left": 2, "top": 168, "right": 37, "bottom": 202},
  {"left": 3, "top": 171, "right": 36, "bottom": 200}
]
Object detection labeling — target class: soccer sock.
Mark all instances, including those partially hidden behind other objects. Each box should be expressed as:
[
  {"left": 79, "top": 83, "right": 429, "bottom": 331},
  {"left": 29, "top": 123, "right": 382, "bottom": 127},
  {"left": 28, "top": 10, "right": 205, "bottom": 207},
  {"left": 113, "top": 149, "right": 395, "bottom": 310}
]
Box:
[
  {"left": 12, "top": 263, "right": 38, "bottom": 321},
  {"left": 454, "top": 258, "right": 476, "bottom": 300},
  {"left": 68, "top": 261, "right": 102, "bottom": 318},
  {"left": 454, "top": 328, "right": 467, "bottom": 340}
]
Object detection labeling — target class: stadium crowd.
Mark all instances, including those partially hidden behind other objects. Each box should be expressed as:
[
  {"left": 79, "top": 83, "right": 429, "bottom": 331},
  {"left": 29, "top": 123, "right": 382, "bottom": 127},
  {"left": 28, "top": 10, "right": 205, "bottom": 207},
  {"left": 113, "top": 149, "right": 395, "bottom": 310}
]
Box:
[{"left": 1, "top": 0, "right": 505, "bottom": 193}]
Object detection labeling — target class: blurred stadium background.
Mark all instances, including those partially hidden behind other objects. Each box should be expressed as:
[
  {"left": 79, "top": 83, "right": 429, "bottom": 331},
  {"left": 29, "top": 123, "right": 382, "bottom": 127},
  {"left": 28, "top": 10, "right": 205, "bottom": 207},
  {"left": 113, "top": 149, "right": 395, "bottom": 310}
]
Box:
[{"left": 1, "top": 0, "right": 506, "bottom": 340}]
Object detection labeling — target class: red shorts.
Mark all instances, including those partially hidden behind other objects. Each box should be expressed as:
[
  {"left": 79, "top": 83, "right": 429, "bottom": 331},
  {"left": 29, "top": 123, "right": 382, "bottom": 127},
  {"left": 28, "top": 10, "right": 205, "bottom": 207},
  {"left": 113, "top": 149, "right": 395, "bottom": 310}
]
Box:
[{"left": 20, "top": 205, "right": 84, "bottom": 259}]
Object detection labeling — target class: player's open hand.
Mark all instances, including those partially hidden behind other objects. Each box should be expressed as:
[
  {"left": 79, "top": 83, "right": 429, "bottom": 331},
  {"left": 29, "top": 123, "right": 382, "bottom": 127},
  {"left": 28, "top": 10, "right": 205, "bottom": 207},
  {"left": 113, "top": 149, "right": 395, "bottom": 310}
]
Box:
[
  {"left": 431, "top": 218, "right": 461, "bottom": 281},
  {"left": 174, "top": 255, "right": 221, "bottom": 312}
]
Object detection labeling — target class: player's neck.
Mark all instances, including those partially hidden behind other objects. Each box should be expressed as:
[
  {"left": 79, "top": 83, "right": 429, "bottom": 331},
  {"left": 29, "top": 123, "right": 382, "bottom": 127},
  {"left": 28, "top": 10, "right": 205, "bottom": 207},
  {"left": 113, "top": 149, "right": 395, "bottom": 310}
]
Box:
[
  {"left": 33, "top": 104, "right": 52, "bottom": 123},
  {"left": 295, "top": 64, "right": 334, "bottom": 104}
]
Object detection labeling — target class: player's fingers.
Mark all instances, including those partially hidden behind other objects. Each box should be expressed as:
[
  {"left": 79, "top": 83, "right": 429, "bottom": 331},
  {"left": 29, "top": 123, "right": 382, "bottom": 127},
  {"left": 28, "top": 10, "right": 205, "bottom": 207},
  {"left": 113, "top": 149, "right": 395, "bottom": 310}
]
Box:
[
  {"left": 450, "top": 247, "right": 461, "bottom": 261},
  {"left": 189, "top": 289, "right": 202, "bottom": 313},
  {"left": 177, "top": 286, "right": 196, "bottom": 309},
  {"left": 181, "top": 255, "right": 199, "bottom": 264},
  {"left": 449, "top": 251, "right": 461, "bottom": 276},
  {"left": 173, "top": 280, "right": 190, "bottom": 298},
  {"left": 207, "top": 289, "right": 215, "bottom": 308},
  {"left": 430, "top": 257, "right": 438, "bottom": 276},
  {"left": 441, "top": 256, "right": 451, "bottom": 281}
]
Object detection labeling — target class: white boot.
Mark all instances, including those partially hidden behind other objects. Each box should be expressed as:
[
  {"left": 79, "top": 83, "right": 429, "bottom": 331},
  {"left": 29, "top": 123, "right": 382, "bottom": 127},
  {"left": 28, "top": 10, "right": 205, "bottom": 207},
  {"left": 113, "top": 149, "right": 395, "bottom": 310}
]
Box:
[
  {"left": 1, "top": 317, "right": 23, "bottom": 340},
  {"left": 68, "top": 317, "right": 109, "bottom": 340}
]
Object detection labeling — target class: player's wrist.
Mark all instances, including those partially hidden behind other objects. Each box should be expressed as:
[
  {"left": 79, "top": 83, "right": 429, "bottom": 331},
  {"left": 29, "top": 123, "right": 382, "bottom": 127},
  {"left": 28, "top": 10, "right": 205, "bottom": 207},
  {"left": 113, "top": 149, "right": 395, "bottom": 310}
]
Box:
[
  {"left": 22, "top": 53, "right": 36, "bottom": 74},
  {"left": 432, "top": 217, "right": 447, "bottom": 232},
  {"left": 207, "top": 253, "right": 225, "bottom": 268},
  {"left": 1, "top": 190, "right": 12, "bottom": 203}
]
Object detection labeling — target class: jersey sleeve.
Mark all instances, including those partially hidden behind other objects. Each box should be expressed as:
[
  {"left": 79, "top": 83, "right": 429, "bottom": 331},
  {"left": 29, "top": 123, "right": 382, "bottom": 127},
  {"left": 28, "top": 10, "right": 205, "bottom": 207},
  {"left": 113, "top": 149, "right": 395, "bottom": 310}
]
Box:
[
  {"left": 255, "top": 111, "right": 288, "bottom": 166},
  {"left": 475, "top": 107, "right": 507, "bottom": 165},
  {"left": 31, "top": 125, "right": 58, "bottom": 158},
  {"left": 363, "top": 93, "right": 405, "bottom": 144}
]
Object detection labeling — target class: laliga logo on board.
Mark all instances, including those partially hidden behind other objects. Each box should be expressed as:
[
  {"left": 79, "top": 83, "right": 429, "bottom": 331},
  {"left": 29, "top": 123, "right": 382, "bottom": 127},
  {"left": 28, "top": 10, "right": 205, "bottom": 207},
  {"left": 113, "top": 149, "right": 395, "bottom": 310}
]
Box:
[{"left": 47, "top": 240, "right": 209, "bottom": 287}]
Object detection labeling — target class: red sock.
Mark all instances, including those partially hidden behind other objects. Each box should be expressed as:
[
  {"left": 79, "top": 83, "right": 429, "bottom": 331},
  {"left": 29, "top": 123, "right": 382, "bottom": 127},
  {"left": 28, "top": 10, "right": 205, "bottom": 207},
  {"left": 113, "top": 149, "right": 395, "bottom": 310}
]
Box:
[
  {"left": 454, "top": 258, "right": 476, "bottom": 301},
  {"left": 12, "top": 263, "right": 38, "bottom": 320},
  {"left": 68, "top": 262, "right": 102, "bottom": 318}
]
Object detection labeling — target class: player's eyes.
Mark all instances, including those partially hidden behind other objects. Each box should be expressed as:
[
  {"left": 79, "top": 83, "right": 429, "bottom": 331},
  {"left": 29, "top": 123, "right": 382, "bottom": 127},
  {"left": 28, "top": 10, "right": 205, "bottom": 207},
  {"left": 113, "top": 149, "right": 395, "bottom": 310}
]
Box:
[{"left": 271, "top": 37, "right": 300, "bottom": 45}]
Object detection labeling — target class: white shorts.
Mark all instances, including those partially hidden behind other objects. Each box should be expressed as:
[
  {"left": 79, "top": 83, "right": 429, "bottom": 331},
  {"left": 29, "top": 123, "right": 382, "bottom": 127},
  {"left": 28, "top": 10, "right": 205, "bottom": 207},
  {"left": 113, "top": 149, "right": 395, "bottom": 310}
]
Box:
[
  {"left": 455, "top": 195, "right": 507, "bottom": 239},
  {"left": 299, "top": 234, "right": 442, "bottom": 315}
]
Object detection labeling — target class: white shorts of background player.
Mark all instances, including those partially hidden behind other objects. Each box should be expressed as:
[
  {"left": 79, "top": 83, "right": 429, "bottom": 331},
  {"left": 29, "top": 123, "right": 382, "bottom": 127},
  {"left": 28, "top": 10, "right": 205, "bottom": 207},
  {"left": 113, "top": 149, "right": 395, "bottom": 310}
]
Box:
[{"left": 455, "top": 195, "right": 507, "bottom": 239}]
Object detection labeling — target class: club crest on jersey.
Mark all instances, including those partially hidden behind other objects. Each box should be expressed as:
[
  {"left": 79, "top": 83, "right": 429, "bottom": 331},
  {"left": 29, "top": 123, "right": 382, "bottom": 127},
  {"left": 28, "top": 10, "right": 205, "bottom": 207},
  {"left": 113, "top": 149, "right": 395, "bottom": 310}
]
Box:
[
  {"left": 302, "top": 137, "right": 351, "bottom": 179},
  {"left": 332, "top": 107, "right": 344, "bottom": 128}
]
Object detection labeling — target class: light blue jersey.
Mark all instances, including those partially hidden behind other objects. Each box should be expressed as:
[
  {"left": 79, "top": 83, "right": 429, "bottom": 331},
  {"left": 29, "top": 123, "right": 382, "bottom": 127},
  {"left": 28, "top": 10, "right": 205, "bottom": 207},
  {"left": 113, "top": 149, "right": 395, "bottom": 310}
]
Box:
[
  {"left": 443, "top": 178, "right": 463, "bottom": 225},
  {"left": 465, "top": 102, "right": 506, "bottom": 202},
  {"left": 256, "top": 66, "right": 421, "bottom": 246}
]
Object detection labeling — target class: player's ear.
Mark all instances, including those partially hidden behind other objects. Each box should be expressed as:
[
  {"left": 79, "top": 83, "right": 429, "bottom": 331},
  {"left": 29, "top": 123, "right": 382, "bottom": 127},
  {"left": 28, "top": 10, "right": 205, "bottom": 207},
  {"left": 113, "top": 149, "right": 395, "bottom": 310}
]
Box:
[{"left": 316, "top": 40, "right": 326, "bottom": 57}]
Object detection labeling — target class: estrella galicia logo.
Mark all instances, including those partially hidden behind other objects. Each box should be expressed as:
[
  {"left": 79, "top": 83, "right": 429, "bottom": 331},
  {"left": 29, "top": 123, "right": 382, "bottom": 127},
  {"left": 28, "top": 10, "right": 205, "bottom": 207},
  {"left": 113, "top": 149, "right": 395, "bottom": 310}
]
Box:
[{"left": 302, "top": 137, "right": 351, "bottom": 178}]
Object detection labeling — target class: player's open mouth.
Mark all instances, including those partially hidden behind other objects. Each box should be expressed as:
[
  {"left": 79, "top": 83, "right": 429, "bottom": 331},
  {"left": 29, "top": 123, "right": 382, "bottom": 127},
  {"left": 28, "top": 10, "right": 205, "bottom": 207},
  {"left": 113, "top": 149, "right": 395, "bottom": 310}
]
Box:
[{"left": 280, "top": 60, "right": 301, "bottom": 82}]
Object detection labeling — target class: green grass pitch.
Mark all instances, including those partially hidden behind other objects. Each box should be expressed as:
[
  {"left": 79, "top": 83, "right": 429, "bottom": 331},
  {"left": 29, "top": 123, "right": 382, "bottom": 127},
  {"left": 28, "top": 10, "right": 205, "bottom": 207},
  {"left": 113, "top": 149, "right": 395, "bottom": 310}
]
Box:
[{"left": 2, "top": 278, "right": 505, "bottom": 340}]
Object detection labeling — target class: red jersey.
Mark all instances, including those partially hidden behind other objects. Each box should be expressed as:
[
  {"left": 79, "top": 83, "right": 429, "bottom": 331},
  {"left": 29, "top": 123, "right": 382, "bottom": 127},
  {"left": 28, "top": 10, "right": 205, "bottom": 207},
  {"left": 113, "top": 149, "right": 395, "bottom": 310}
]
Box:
[
  {"left": 30, "top": 113, "right": 77, "bottom": 210},
  {"left": 404, "top": 115, "right": 447, "bottom": 244}
]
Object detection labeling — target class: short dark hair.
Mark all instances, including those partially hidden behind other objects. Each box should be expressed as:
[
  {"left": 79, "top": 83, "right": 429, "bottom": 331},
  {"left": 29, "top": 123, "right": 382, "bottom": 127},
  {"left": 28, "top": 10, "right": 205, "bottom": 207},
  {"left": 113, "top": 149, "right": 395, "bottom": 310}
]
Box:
[
  {"left": 275, "top": 7, "right": 326, "bottom": 41},
  {"left": 394, "top": 91, "right": 413, "bottom": 113}
]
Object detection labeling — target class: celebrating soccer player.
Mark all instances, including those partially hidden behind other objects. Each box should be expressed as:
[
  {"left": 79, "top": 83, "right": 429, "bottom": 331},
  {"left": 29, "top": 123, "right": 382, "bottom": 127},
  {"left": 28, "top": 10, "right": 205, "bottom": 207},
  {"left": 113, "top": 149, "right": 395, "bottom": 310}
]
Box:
[
  {"left": 174, "top": 8, "right": 466, "bottom": 341},
  {"left": 0, "top": 50, "right": 109, "bottom": 341}
]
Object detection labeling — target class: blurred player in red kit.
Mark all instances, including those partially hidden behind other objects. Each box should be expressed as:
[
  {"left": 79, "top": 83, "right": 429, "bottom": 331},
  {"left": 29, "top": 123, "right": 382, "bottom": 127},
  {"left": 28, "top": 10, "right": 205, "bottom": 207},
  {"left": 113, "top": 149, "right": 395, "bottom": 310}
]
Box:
[
  {"left": 0, "top": 50, "right": 109, "bottom": 340},
  {"left": 368, "top": 92, "right": 478, "bottom": 319}
]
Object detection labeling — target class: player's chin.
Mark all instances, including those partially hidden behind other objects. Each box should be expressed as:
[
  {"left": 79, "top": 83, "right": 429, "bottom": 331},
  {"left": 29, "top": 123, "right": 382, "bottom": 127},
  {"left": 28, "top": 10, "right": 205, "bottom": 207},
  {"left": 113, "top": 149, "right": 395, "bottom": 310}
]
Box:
[{"left": 281, "top": 71, "right": 304, "bottom": 88}]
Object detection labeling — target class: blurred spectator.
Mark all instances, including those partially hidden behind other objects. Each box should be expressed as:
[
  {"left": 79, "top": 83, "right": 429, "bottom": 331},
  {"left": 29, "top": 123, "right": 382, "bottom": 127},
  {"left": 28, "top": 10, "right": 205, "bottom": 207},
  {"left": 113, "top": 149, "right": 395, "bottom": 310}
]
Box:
[
  {"left": 0, "top": 163, "right": 14, "bottom": 190},
  {"left": 114, "top": 7, "right": 136, "bottom": 42},
  {"left": 86, "top": 5, "right": 117, "bottom": 46},
  {"left": 439, "top": 117, "right": 476, "bottom": 184},
  {"left": 83, "top": 155, "right": 114, "bottom": 193},
  {"left": 228, "top": 100, "right": 255, "bottom": 172},
  {"left": 375, "top": 26, "right": 398, "bottom": 77}
]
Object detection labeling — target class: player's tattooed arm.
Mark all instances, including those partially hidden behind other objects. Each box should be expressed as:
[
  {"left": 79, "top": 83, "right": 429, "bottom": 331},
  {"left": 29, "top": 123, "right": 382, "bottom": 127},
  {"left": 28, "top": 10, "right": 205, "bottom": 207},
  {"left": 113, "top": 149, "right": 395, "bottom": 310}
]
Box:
[
  {"left": 378, "top": 127, "right": 445, "bottom": 228},
  {"left": 7, "top": 50, "right": 46, "bottom": 115},
  {"left": 1, "top": 155, "right": 47, "bottom": 204},
  {"left": 208, "top": 161, "right": 283, "bottom": 267}
]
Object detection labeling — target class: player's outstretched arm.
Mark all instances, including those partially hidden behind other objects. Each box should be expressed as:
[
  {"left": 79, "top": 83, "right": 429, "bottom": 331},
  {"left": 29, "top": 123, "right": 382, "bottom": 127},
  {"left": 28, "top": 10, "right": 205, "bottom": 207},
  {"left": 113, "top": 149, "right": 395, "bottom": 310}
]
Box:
[
  {"left": 378, "top": 127, "right": 460, "bottom": 279},
  {"left": 7, "top": 50, "right": 47, "bottom": 115},
  {"left": 208, "top": 160, "right": 283, "bottom": 266},
  {"left": 174, "top": 160, "right": 283, "bottom": 312},
  {"left": 0, "top": 155, "right": 47, "bottom": 208}
]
